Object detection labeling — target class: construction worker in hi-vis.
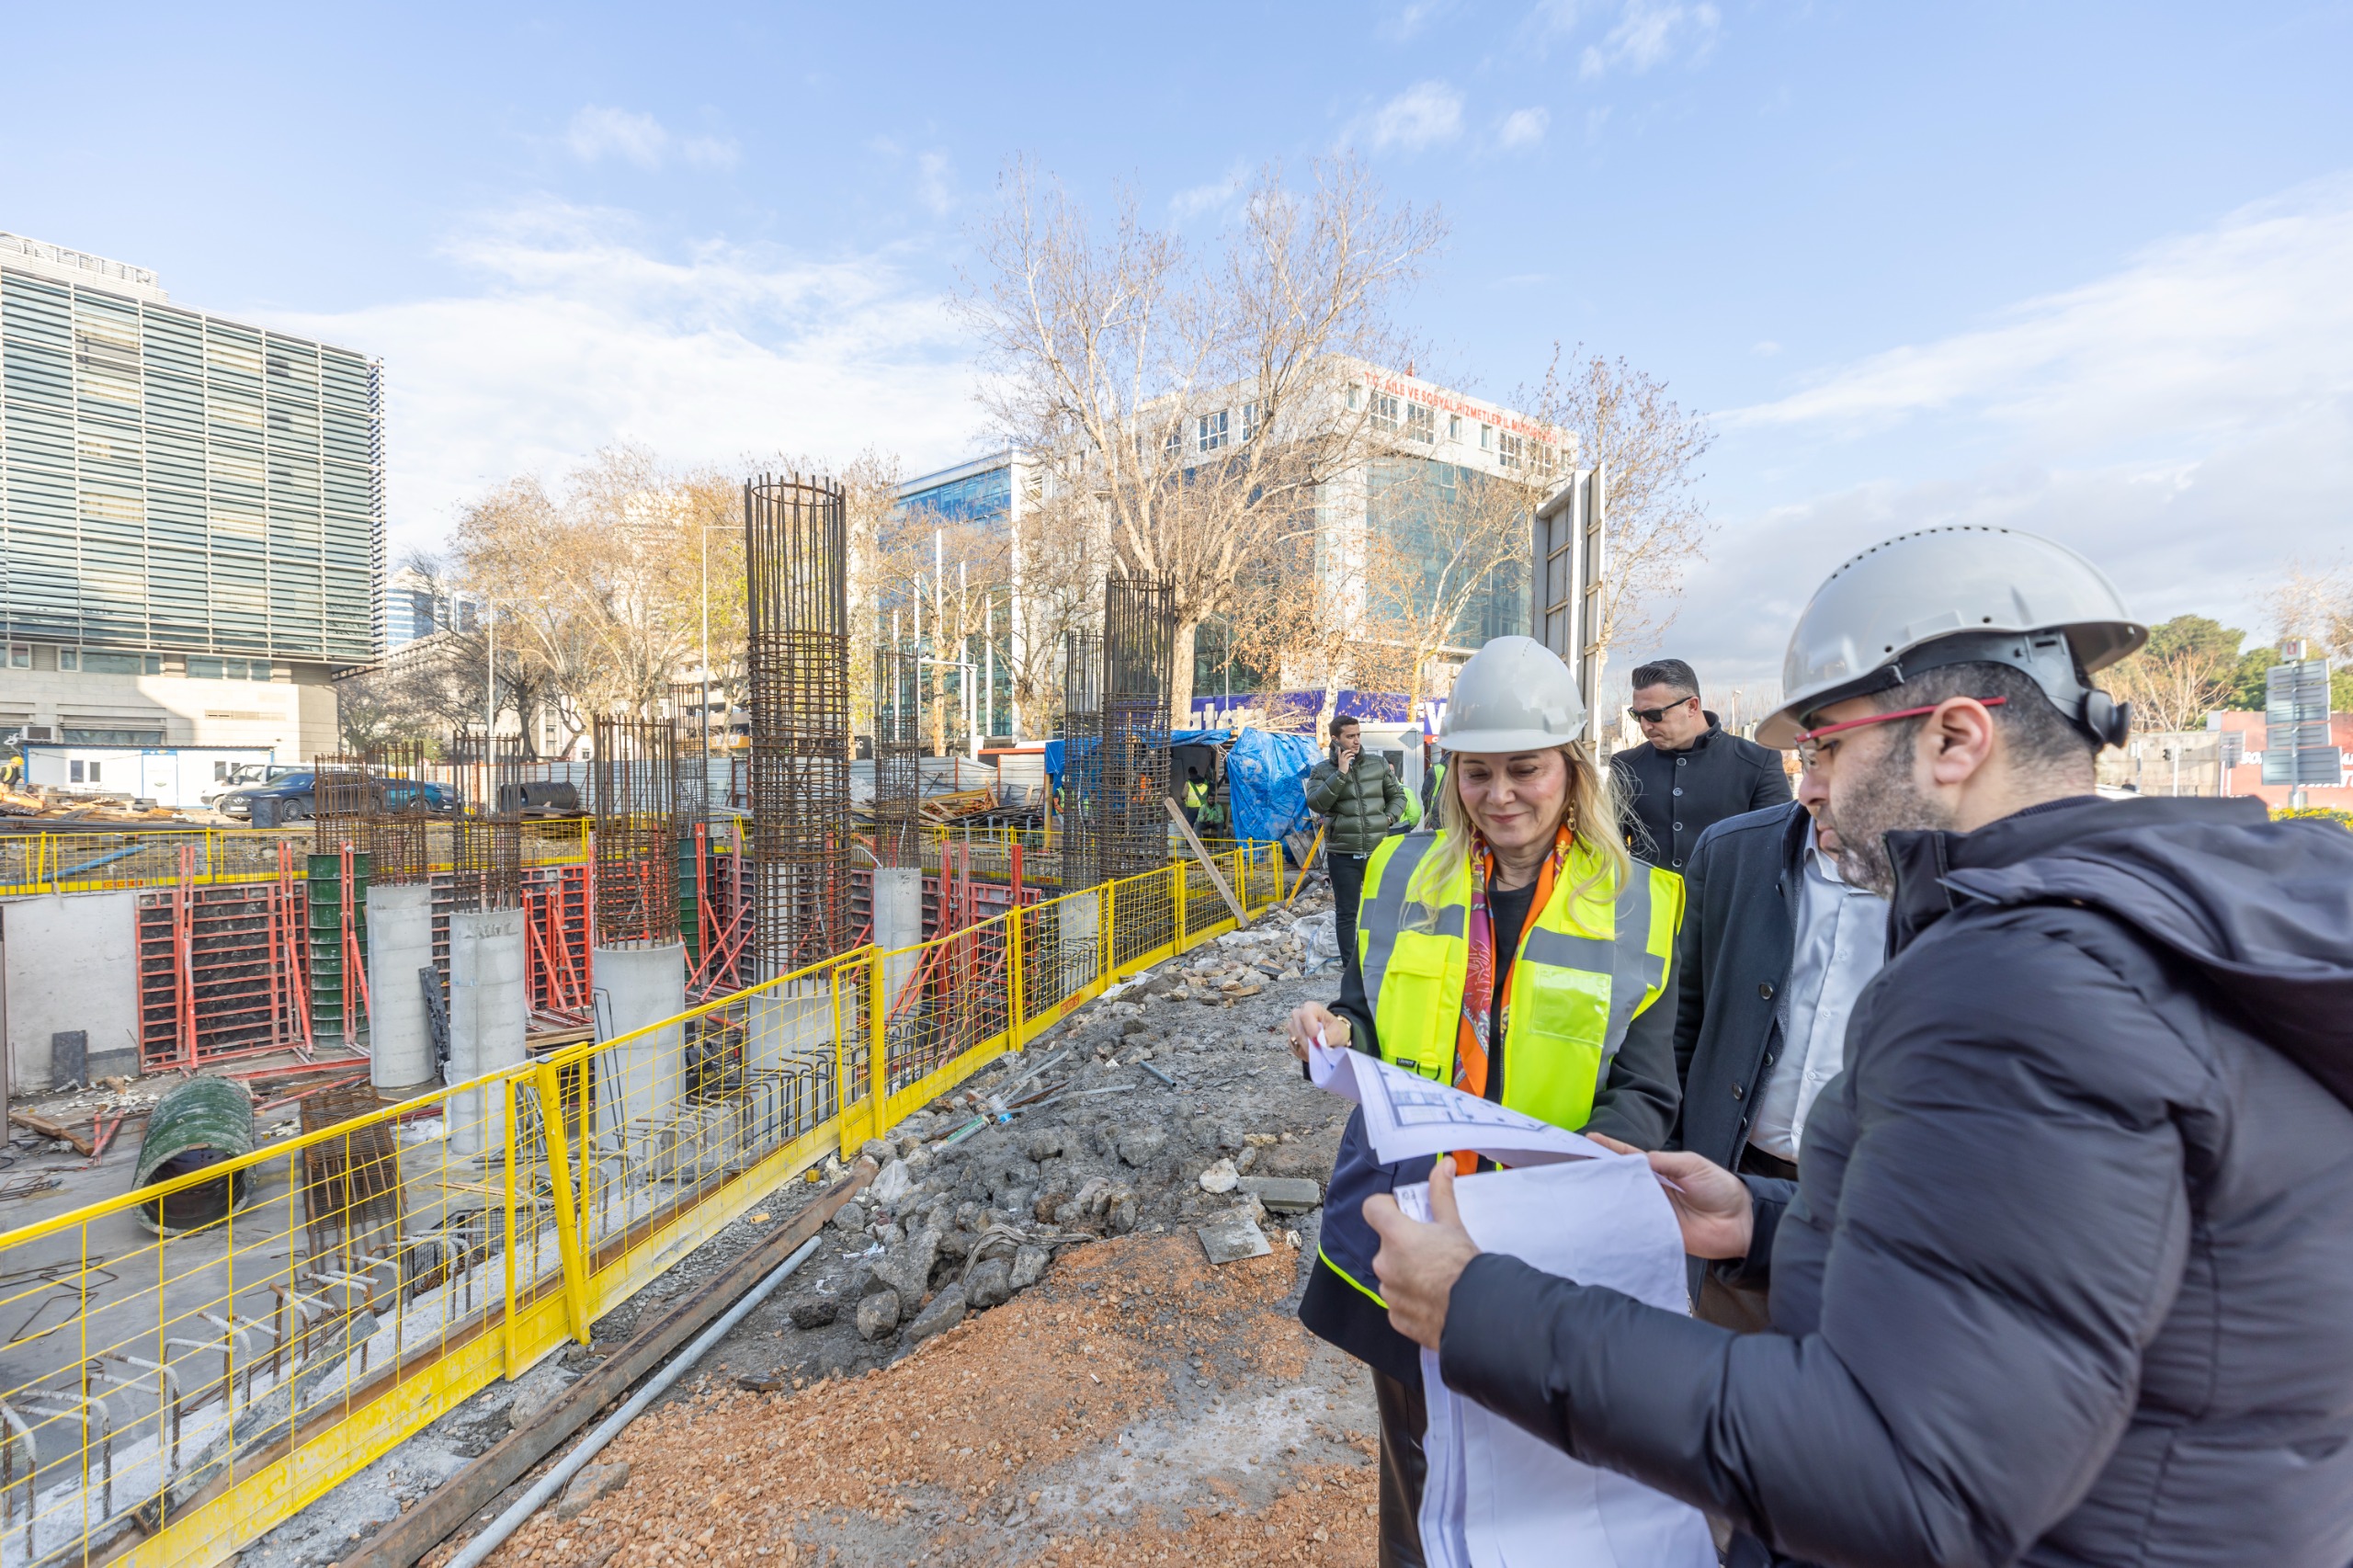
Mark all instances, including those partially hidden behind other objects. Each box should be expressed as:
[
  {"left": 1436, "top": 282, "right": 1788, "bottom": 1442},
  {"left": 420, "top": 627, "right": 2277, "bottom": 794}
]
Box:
[{"left": 1283, "top": 634, "right": 1684, "bottom": 1568}]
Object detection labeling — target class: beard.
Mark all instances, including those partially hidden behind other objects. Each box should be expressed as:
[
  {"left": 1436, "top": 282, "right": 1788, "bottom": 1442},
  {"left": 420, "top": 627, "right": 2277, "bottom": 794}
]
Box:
[{"left": 1824, "top": 735, "right": 1958, "bottom": 897}]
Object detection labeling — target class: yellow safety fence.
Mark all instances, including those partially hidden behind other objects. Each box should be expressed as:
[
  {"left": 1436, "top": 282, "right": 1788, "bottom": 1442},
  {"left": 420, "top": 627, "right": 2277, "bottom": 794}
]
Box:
[
  {"left": 0, "top": 841, "right": 1287, "bottom": 1568},
  {"left": 0, "top": 824, "right": 593, "bottom": 900}
]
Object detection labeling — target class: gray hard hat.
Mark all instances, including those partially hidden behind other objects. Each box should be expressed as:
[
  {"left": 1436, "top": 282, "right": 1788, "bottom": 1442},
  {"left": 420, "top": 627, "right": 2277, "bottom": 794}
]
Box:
[
  {"left": 1756, "top": 526, "right": 2146, "bottom": 750},
  {"left": 1437, "top": 635, "right": 1588, "bottom": 753}
]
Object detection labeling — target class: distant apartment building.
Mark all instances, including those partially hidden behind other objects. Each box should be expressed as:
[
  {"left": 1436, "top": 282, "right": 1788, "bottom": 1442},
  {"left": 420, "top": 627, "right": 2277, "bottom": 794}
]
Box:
[
  {"left": 0, "top": 232, "right": 384, "bottom": 759},
  {"left": 897, "top": 366, "right": 1553, "bottom": 731}
]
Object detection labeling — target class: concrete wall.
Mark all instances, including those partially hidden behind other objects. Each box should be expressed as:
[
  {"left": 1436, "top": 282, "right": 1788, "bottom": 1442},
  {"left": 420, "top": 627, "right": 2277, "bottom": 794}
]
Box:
[
  {"left": 0, "top": 661, "right": 338, "bottom": 758},
  {"left": 3, "top": 891, "right": 142, "bottom": 1093}
]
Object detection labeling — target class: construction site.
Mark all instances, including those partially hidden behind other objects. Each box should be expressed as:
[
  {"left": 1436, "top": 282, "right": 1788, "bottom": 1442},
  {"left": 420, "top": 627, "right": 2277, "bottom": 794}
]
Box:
[{"left": 0, "top": 472, "right": 1362, "bottom": 1568}]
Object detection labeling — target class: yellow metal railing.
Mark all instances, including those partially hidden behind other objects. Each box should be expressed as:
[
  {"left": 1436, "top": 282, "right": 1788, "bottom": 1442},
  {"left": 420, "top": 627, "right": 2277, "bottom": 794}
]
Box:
[
  {"left": 0, "top": 841, "right": 1285, "bottom": 1568},
  {"left": 0, "top": 822, "right": 594, "bottom": 900}
]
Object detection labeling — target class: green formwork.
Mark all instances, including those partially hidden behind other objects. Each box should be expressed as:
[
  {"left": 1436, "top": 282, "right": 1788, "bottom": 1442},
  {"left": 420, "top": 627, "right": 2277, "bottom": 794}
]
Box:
[{"left": 307, "top": 852, "right": 370, "bottom": 1042}]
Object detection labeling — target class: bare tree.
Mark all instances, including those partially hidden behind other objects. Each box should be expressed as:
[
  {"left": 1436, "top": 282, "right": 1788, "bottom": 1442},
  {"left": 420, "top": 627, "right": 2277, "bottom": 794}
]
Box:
[
  {"left": 2106, "top": 615, "right": 2246, "bottom": 735},
  {"left": 2269, "top": 563, "right": 2353, "bottom": 662},
  {"left": 1355, "top": 458, "right": 1540, "bottom": 718},
  {"left": 1523, "top": 346, "right": 1716, "bottom": 690},
  {"left": 965, "top": 156, "right": 1444, "bottom": 722}
]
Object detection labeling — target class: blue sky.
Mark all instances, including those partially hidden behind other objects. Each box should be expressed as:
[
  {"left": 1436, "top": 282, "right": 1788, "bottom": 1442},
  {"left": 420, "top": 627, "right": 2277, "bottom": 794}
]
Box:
[{"left": 6, "top": 2, "right": 2349, "bottom": 687}]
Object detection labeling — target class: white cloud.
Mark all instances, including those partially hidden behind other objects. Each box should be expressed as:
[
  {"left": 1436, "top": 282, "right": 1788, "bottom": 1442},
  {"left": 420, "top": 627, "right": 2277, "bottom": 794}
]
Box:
[
  {"left": 1495, "top": 108, "right": 1551, "bottom": 150},
  {"left": 915, "top": 152, "right": 955, "bottom": 217},
  {"left": 1368, "top": 81, "right": 1465, "bottom": 151},
  {"left": 1725, "top": 177, "right": 2353, "bottom": 445},
  {"left": 1378, "top": 0, "right": 1449, "bottom": 41},
  {"left": 563, "top": 106, "right": 739, "bottom": 172},
  {"left": 1644, "top": 176, "right": 2353, "bottom": 684},
  {"left": 267, "top": 203, "right": 978, "bottom": 556},
  {"left": 1751, "top": 339, "right": 1780, "bottom": 357},
  {"left": 1171, "top": 162, "right": 1250, "bottom": 221},
  {"left": 1577, "top": 1, "right": 1721, "bottom": 79}
]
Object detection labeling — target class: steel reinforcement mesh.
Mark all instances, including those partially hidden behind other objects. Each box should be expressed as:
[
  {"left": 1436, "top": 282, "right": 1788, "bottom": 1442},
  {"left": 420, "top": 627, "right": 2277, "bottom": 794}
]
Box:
[
  {"left": 1101, "top": 574, "right": 1176, "bottom": 882},
  {"left": 592, "top": 717, "right": 682, "bottom": 946},
  {"left": 745, "top": 473, "right": 853, "bottom": 978},
  {"left": 449, "top": 734, "right": 523, "bottom": 914},
  {"left": 872, "top": 644, "right": 921, "bottom": 870},
  {"left": 1058, "top": 631, "right": 1105, "bottom": 892}
]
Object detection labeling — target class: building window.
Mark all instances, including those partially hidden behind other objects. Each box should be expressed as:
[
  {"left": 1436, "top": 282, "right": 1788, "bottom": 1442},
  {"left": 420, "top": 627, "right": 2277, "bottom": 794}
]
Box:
[
  {"left": 81, "top": 651, "right": 142, "bottom": 676},
  {"left": 1371, "top": 392, "right": 1400, "bottom": 430},
  {"left": 214, "top": 760, "right": 231, "bottom": 781},
  {"left": 144, "top": 653, "right": 162, "bottom": 675},
  {"left": 1405, "top": 403, "right": 1437, "bottom": 444},
  {"left": 1243, "top": 402, "right": 1261, "bottom": 442},
  {"left": 72, "top": 760, "right": 102, "bottom": 784},
  {"left": 1479, "top": 424, "right": 1493, "bottom": 450},
  {"left": 58, "top": 649, "right": 79, "bottom": 672},
  {"left": 1497, "top": 433, "right": 1524, "bottom": 470},
  {"left": 1448, "top": 414, "right": 1461, "bottom": 441},
  {"left": 1347, "top": 385, "right": 1362, "bottom": 411},
  {"left": 1198, "top": 410, "right": 1229, "bottom": 453},
  {"left": 6, "top": 645, "right": 26, "bottom": 669},
  {"left": 1536, "top": 442, "right": 1559, "bottom": 477},
  {"left": 188, "top": 656, "right": 222, "bottom": 679},
  {"left": 1164, "top": 426, "right": 1182, "bottom": 460}
]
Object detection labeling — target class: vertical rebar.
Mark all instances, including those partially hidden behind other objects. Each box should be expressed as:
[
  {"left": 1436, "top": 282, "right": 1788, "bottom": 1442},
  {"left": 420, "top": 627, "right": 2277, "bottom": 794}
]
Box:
[
  {"left": 1101, "top": 574, "right": 1176, "bottom": 881},
  {"left": 872, "top": 643, "right": 922, "bottom": 870},
  {"left": 745, "top": 473, "right": 852, "bottom": 977},
  {"left": 592, "top": 717, "right": 682, "bottom": 946},
  {"left": 1059, "top": 630, "right": 1106, "bottom": 892},
  {"left": 449, "top": 733, "right": 523, "bottom": 913}
]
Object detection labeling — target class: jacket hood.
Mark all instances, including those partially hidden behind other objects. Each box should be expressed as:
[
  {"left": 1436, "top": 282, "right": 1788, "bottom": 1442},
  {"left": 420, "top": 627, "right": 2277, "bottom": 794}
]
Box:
[{"left": 1896, "top": 797, "right": 2353, "bottom": 1108}]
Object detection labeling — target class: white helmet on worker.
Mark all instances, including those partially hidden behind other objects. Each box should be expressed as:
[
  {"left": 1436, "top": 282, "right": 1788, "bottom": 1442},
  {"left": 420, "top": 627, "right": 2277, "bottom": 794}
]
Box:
[
  {"left": 1437, "top": 635, "right": 1587, "bottom": 752},
  {"left": 1756, "top": 526, "right": 2146, "bottom": 751}
]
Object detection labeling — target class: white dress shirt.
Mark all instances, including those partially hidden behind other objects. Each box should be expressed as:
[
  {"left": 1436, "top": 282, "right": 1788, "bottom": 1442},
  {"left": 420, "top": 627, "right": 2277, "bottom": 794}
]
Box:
[{"left": 1748, "top": 820, "right": 1888, "bottom": 1161}]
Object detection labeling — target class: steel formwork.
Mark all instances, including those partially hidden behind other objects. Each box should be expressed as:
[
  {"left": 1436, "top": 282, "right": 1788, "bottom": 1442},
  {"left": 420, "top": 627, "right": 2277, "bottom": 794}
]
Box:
[{"left": 744, "top": 473, "right": 852, "bottom": 978}]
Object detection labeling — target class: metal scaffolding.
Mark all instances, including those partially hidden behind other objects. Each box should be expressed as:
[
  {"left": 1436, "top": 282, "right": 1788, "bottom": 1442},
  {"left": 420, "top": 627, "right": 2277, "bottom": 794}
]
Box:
[
  {"left": 592, "top": 716, "right": 683, "bottom": 947},
  {"left": 745, "top": 472, "right": 852, "bottom": 977}
]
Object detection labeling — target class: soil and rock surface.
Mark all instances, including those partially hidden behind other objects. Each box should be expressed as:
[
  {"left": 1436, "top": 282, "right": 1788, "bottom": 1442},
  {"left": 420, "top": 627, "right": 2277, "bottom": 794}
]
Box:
[{"left": 267, "top": 888, "right": 1377, "bottom": 1568}]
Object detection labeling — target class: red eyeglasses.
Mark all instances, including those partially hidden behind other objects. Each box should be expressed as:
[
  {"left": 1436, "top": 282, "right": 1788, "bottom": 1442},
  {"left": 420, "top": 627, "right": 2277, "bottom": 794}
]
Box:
[{"left": 1793, "top": 697, "right": 2006, "bottom": 765}]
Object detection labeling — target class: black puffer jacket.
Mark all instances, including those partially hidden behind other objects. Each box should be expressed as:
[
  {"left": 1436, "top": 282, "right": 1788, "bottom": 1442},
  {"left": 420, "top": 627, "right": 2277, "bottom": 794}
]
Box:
[
  {"left": 1304, "top": 746, "right": 1409, "bottom": 855},
  {"left": 1438, "top": 796, "right": 2353, "bottom": 1567}
]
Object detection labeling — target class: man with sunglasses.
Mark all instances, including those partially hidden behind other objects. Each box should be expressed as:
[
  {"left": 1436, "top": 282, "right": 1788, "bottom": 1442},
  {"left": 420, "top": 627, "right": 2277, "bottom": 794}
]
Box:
[
  {"left": 1362, "top": 527, "right": 2353, "bottom": 1567},
  {"left": 1609, "top": 657, "right": 1790, "bottom": 872}
]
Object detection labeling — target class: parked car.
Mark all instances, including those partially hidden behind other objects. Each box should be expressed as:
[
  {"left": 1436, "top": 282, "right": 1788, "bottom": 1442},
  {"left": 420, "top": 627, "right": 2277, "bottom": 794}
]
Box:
[
  {"left": 221, "top": 774, "right": 456, "bottom": 827},
  {"left": 199, "top": 763, "right": 303, "bottom": 811}
]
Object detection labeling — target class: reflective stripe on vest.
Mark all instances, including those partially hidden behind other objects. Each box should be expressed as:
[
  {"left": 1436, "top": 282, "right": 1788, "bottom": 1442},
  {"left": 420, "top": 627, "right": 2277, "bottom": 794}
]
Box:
[{"left": 1355, "top": 834, "right": 1679, "bottom": 1131}]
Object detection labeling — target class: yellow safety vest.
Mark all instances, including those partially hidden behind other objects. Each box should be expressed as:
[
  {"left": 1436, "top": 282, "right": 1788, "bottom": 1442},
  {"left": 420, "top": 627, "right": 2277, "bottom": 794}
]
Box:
[{"left": 1355, "top": 830, "right": 1682, "bottom": 1131}]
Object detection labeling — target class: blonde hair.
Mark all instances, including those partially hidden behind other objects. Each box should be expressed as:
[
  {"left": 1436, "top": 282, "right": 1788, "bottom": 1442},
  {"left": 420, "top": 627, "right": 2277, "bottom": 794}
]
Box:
[{"left": 1409, "top": 743, "right": 1631, "bottom": 929}]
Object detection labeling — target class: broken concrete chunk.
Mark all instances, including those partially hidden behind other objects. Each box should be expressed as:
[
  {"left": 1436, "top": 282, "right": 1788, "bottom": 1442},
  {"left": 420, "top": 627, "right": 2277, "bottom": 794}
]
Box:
[
  {"left": 1032, "top": 1189, "right": 1068, "bottom": 1222},
  {"left": 1198, "top": 1158, "right": 1240, "bottom": 1194},
  {"left": 870, "top": 1159, "right": 914, "bottom": 1207},
  {"left": 555, "top": 1461, "right": 631, "bottom": 1521},
  {"left": 904, "top": 1283, "right": 967, "bottom": 1344},
  {"left": 1071, "top": 1175, "right": 1113, "bottom": 1213},
  {"left": 788, "top": 1298, "right": 838, "bottom": 1330},
  {"left": 871, "top": 1227, "right": 941, "bottom": 1302},
  {"left": 1237, "top": 1176, "right": 1322, "bottom": 1212},
  {"left": 1197, "top": 1208, "right": 1274, "bottom": 1266},
  {"left": 966, "top": 1257, "right": 1013, "bottom": 1309},
  {"left": 1117, "top": 1124, "right": 1167, "bottom": 1166},
  {"left": 855, "top": 1290, "right": 902, "bottom": 1339},
  {"left": 859, "top": 1137, "right": 893, "bottom": 1165},
  {"left": 1009, "top": 1244, "right": 1050, "bottom": 1290},
  {"left": 1021, "top": 1130, "right": 1064, "bottom": 1162},
  {"left": 1108, "top": 1196, "right": 1139, "bottom": 1233}
]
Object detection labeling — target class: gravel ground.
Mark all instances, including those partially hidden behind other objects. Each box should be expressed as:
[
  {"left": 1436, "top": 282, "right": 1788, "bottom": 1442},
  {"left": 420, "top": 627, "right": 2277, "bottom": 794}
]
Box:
[{"left": 267, "top": 890, "right": 1357, "bottom": 1568}]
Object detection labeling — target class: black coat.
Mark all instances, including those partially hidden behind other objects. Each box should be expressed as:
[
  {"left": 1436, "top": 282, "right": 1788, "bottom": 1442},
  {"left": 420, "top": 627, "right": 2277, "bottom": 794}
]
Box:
[
  {"left": 1610, "top": 714, "right": 1791, "bottom": 872},
  {"left": 1438, "top": 796, "right": 2353, "bottom": 1568}
]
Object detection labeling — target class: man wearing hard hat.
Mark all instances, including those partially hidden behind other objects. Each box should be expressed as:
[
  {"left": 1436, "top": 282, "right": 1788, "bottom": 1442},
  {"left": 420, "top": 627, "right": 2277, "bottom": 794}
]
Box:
[
  {"left": 1365, "top": 527, "right": 2353, "bottom": 1567},
  {"left": 1284, "top": 634, "right": 1685, "bottom": 1567}
]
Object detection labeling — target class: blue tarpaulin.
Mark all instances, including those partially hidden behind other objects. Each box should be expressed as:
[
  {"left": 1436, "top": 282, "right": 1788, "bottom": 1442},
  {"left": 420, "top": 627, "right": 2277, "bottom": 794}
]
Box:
[{"left": 1223, "top": 727, "right": 1323, "bottom": 846}]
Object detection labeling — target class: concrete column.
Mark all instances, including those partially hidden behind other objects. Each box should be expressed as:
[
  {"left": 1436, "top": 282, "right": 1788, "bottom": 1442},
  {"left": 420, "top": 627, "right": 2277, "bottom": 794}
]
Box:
[
  {"left": 1060, "top": 888, "right": 1101, "bottom": 985},
  {"left": 593, "top": 942, "right": 687, "bottom": 1156},
  {"left": 365, "top": 884, "right": 436, "bottom": 1093},
  {"left": 448, "top": 908, "right": 528, "bottom": 1158},
  {"left": 872, "top": 867, "right": 924, "bottom": 1022}
]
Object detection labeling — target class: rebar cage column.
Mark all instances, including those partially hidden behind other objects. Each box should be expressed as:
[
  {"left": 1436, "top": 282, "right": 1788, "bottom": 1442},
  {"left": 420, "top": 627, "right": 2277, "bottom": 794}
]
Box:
[{"left": 591, "top": 717, "right": 683, "bottom": 948}]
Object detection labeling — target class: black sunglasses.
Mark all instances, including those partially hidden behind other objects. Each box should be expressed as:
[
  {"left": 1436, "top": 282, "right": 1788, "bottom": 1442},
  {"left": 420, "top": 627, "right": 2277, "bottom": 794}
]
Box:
[{"left": 1626, "top": 698, "right": 1696, "bottom": 724}]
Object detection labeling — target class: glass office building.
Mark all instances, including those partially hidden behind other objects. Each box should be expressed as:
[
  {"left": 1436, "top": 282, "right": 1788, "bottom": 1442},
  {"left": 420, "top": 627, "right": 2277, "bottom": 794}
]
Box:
[{"left": 0, "top": 233, "right": 384, "bottom": 668}]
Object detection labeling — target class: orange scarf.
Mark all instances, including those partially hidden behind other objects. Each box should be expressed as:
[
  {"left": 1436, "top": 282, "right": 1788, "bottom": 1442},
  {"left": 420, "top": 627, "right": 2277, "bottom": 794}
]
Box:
[{"left": 1449, "top": 823, "right": 1573, "bottom": 1175}]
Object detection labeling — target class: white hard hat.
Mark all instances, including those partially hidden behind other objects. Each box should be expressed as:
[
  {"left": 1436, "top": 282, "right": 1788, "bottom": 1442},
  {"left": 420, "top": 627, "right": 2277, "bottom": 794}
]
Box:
[
  {"left": 1756, "top": 526, "right": 2145, "bottom": 749},
  {"left": 1437, "top": 636, "right": 1587, "bottom": 753}
]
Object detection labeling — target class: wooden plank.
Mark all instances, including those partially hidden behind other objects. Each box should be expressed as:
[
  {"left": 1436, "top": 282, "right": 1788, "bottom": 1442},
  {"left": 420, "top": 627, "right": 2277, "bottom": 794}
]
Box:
[
  {"left": 9, "top": 1109, "right": 96, "bottom": 1157},
  {"left": 1163, "top": 798, "right": 1247, "bottom": 926}
]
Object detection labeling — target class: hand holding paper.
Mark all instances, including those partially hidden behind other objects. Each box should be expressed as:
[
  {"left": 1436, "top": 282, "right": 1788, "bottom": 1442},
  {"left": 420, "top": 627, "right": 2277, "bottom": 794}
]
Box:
[
  {"left": 1587, "top": 1132, "right": 1756, "bottom": 1261},
  {"left": 1366, "top": 1160, "right": 1480, "bottom": 1348},
  {"left": 1306, "top": 1041, "right": 1611, "bottom": 1168}
]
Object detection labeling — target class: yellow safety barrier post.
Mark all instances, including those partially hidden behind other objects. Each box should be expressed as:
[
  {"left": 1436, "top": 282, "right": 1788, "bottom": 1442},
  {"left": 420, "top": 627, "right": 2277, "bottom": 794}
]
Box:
[{"left": 534, "top": 1060, "right": 592, "bottom": 1346}]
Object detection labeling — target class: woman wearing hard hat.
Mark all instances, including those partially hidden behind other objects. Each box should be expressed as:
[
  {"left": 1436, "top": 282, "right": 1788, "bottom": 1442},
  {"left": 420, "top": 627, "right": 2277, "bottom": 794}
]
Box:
[{"left": 1285, "top": 634, "right": 1684, "bottom": 1567}]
